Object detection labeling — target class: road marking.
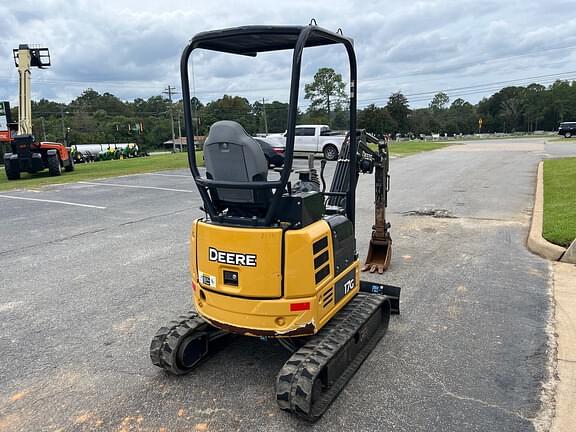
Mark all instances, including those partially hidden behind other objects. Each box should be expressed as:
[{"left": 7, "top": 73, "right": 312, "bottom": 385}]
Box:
[
  {"left": 146, "top": 173, "right": 191, "bottom": 178},
  {"left": 78, "top": 181, "right": 194, "bottom": 193},
  {"left": 0, "top": 194, "right": 106, "bottom": 209}
]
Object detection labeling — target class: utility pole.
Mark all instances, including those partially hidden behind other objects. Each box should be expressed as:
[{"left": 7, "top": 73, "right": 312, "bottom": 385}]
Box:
[
  {"left": 262, "top": 98, "right": 268, "bottom": 136},
  {"left": 191, "top": 97, "right": 200, "bottom": 139},
  {"left": 177, "top": 118, "right": 182, "bottom": 151},
  {"left": 60, "top": 106, "right": 66, "bottom": 144},
  {"left": 40, "top": 116, "right": 47, "bottom": 141},
  {"left": 163, "top": 85, "right": 178, "bottom": 152}
]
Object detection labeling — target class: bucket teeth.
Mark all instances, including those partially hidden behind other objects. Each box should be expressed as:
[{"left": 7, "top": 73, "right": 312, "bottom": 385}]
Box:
[{"left": 362, "top": 236, "right": 392, "bottom": 274}]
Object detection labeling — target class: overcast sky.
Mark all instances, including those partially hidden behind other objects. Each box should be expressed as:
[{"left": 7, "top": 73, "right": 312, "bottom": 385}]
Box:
[{"left": 1, "top": 0, "right": 575, "bottom": 110}]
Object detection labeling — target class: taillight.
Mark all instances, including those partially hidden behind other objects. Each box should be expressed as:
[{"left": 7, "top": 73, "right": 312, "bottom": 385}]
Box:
[{"left": 290, "top": 302, "right": 310, "bottom": 312}]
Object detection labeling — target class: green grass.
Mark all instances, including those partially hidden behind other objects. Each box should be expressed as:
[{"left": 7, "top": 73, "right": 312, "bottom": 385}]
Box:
[
  {"left": 0, "top": 152, "right": 202, "bottom": 192},
  {"left": 367, "top": 141, "right": 454, "bottom": 157},
  {"left": 543, "top": 157, "right": 576, "bottom": 247},
  {"left": 0, "top": 141, "right": 449, "bottom": 192},
  {"left": 547, "top": 137, "right": 576, "bottom": 143},
  {"left": 388, "top": 141, "right": 453, "bottom": 156}
]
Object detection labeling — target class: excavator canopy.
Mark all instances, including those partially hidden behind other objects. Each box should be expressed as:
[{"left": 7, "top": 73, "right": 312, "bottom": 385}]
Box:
[{"left": 188, "top": 25, "right": 348, "bottom": 56}]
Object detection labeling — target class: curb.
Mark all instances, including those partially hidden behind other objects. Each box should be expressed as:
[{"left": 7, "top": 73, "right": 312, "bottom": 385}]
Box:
[{"left": 527, "top": 161, "right": 573, "bottom": 262}]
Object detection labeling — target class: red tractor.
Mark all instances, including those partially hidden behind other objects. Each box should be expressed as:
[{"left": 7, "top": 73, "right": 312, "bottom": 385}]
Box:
[{"left": 4, "top": 134, "right": 74, "bottom": 180}]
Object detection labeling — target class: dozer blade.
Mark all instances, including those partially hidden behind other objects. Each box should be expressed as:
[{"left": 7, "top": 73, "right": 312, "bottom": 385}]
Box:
[
  {"left": 275, "top": 293, "right": 393, "bottom": 422},
  {"left": 362, "top": 235, "right": 392, "bottom": 274},
  {"left": 360, "top": 280, "right": 400, "bottom": 314}
]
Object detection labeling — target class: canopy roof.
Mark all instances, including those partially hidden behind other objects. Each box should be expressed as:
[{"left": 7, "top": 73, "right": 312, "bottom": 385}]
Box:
[{"left": 190, "top": 25, "right": 351, "bottom": 56}]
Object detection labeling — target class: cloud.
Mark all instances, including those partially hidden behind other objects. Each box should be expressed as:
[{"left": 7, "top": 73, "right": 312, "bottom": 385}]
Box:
[{"left": 0, "top": 0, "right": 575, "bottom": 109}]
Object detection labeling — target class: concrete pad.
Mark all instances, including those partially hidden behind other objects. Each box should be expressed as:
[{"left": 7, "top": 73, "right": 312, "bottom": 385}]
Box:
[
  {"left": 551, "top": 262, "right": 576, "bottom": 432},
  {"left": 444, "top": 142, "right": 545, "bottom": 152}
]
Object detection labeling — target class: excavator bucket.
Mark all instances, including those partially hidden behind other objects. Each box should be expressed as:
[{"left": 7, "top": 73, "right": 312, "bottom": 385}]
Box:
[{"left": 362, "top": 234, "right": 392, "bottom": 274}]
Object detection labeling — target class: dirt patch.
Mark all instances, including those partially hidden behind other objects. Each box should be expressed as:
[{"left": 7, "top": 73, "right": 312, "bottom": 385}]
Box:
[{"left": 402, "top": 208, "right": 457, "bottom": 218}]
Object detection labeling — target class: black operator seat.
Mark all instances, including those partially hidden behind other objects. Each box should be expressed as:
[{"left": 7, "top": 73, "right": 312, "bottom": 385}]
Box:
[{"left": 203, "top": 120, "right": 271, "bottom": 213}]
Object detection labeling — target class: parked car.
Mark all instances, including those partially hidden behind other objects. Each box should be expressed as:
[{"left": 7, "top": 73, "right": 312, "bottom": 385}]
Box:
[
  {"left": 255, "top": 138, "right": 284, "bottom": 168},
  {"left": 260, "top": 125, "right": 346, "bottom": 161},
  {"left": 558, "top": 122, "right": 576, "bottom": 138}
]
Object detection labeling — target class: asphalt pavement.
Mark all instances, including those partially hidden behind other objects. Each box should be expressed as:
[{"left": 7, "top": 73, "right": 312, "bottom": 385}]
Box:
[{"left": 0, "top": 138, "right": 574, "bottom": 431}]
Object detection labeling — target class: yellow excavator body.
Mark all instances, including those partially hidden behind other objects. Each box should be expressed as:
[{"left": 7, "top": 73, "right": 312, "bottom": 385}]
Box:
[{"left": 190, "top": 219, "right": 360, "bottom": 337}]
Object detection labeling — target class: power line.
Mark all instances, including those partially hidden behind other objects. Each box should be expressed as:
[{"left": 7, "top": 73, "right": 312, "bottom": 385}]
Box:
[
  {"left": 403, "top": 77, "right": 576, "bottom": 105},
  {"left": 14, "top": 69, "right": 576, "bottom": 116},
  {"left": 356, "top": 72, "right": 576, "bottom": 106},
  {"left": 0, "top": 71, "right": 571, "bottom": 111},
  {"left": 368, "top": 70, "right": 576, "bottom": 100}
]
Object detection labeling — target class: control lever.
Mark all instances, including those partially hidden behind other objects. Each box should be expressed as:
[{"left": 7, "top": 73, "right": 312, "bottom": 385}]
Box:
[{"left": 320, "top": 159, "right": 327, "bottom": 193}]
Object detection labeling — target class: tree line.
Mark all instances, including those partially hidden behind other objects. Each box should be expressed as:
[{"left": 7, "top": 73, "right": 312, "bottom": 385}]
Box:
[
  {"left": 8, "top": 69, "right": 576, "bottom": 149},
  {"left": 361, "top": 80, "right": 576, "bottom": 137}
]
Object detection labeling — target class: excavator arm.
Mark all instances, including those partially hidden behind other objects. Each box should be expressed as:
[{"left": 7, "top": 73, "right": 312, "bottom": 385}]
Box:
[
  {"left": 322, "top": 130, "right": 392, "bottom": 273},
  {"left": 361, "top": 136, "right": 392, "bottom": 273}
]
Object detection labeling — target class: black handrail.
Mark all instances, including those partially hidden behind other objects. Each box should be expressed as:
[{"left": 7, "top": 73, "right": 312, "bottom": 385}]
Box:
[{"left": 195, "top": 178, "right": 283, "bottom": 190}]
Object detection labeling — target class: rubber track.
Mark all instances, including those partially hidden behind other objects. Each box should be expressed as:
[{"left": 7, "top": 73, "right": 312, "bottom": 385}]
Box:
[
  {"left": 150, "top": 311, "right": 211, "bottom": 374},
  {"left": 275, "top": 293, "right": 391, "bottom": 421}
]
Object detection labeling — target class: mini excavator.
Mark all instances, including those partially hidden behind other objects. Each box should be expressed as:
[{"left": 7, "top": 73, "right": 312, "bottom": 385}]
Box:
[{"left": 150, "top": 23, "right": 399, "bottom": 421}]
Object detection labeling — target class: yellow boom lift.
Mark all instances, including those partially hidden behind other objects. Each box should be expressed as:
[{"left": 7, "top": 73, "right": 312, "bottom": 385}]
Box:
[{"left": 3, "top": 45, "right": 73, "bottom": 180}]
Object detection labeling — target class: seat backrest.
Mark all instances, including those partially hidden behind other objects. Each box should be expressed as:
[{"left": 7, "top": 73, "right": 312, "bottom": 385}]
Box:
[{"left": 204, "top": 120, "right": 268, "bottom": 204}]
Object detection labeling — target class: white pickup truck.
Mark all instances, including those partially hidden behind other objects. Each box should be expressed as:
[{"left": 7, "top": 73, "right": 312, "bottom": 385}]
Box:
[{"left": 262, "top": 125, "right": 346, "bottom": 161}]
